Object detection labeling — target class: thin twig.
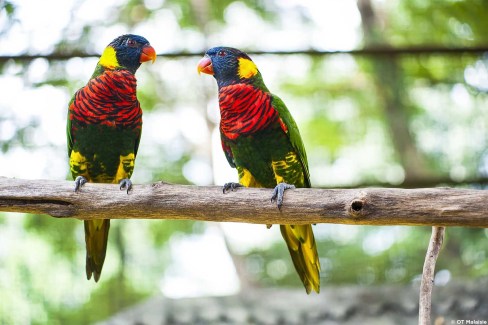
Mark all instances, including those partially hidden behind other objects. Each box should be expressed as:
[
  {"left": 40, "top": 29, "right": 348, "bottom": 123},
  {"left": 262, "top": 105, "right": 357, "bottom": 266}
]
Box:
[
  {"left": 419, "top": 226, "right": 446, "bottom": 325},
  {"left": 1, "top": 45, "right": 488, "bottom": 63}
]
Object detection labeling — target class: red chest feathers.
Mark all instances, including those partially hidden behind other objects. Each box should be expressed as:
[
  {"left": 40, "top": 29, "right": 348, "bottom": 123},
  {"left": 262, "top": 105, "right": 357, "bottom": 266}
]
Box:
[
  {"left": 69, "top": 70, "right": 142, "bottom": 129},
  {"left": 219, "top": 84, "right": 279, "bottom": 140}
]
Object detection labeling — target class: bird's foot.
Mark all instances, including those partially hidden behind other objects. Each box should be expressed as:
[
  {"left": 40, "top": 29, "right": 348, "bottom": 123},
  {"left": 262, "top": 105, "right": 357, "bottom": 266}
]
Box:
[
  {"left": 119, "top": 178, "right": 133, "bottom": 194},
  {"left": 223, "top": 182, "right": 243, "bottom": 194},
  {"left": 74, "top": 176, "right": 87, "bottom": 192},
  {"left": 271, "top": 182, "right": 296, "bottom": 210}
]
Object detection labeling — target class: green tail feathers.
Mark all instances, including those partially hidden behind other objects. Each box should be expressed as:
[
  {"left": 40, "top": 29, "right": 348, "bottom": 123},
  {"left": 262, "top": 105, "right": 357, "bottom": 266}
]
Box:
[
  {"left": 84, "top": 219, "right": 110, "bottom": 282},
  {"left": 280, "top": 224, "right": 321, "bottom": 294}
]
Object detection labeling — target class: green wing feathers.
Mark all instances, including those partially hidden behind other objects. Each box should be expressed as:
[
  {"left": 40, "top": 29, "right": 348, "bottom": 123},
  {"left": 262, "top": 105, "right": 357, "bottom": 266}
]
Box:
[{"left": 271, "top": 95, "right": 311, "bottom": 187}]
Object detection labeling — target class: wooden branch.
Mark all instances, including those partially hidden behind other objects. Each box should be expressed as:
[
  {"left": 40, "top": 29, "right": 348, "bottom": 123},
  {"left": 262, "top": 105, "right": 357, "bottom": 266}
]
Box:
[
  {"left": 419, "top": 226, "right": 446, "bottom": 325},
  {"left": 0, "top": 177, "right": 487, "bottom": 227}
]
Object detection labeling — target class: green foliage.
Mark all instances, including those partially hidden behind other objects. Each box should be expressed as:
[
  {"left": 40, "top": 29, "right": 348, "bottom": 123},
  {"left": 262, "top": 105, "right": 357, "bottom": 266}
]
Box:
[
  {"left": 0, "top": 0, "right": 16, "bottom": 35},
  {"left": 118, "top": 0, "right": 153, "bottom": 26},
  {"left": 51, "top": 275, "right": 149, "bottom": 325},
  {"left": 166, "top": 0, "right": 273, "bottom": 29},
  {"left": 389, "top": 0, "right": 488, "bottom": 46},
  {"left": 149, "top": 220, "right": 201, "bottom": 247},
  {"left": 24, "top": 215, "right": 79, "bottom": 259},
  {"left": 242, "top": 227, "right": 488, "bottom": 289}
]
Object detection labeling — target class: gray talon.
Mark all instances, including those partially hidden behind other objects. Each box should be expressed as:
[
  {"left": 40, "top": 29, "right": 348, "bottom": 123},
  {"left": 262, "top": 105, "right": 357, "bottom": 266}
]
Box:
[
  {"left": 119, "top": 178, "right": 133, "bottom": 194},
  {"left": 74, "top": 176, "right": 87, "bottom": 192},
  {"left": 223, "top": 182, "right": 242, "bottom": 194},
  {"left": 271, "top": 182, "right": 296, "bottom": 210}
]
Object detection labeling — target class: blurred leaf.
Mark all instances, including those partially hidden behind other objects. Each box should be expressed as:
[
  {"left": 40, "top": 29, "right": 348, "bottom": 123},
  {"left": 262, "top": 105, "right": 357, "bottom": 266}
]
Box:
[
  {"left": 53, "top": 275, "right": 149, "bottom": 325},
  {"left": 149, "top": 220, "right": 200, "bottom": 246},
  {"left": 24, "top": 215, "right": 79, "bottom": 259}
]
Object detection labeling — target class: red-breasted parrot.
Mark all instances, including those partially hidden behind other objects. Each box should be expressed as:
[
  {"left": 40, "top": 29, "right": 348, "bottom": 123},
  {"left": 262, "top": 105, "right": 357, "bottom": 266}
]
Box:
[
  {"left": 197, "top": 47, "right": 320, "bottom": 293},
  {"left": 67, "top": 34, "right": 156, "bottom": 282}
]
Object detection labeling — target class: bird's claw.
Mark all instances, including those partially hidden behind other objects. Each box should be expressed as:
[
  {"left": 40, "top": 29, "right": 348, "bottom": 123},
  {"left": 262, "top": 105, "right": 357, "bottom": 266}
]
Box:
[
  {"left": 223, "top": 182, "right": 243, "bottom": 194},
  {"left": 74, "top": 176, "right": 87, "bottom": 192},
  {"left": 119, "top": 178, "right": 133, "bottom": 194},
  {"left": 271, "top": 182, "right": 296, "bottom": 210}
]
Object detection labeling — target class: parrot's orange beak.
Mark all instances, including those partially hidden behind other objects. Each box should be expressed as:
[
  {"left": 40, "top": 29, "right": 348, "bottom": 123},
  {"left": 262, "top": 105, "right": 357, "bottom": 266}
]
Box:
[
  {"left": 197, "top": 56, "right": 213, "bottom": 75},
  {"left": 140, "top": 45, "right": 156, "bottom": 63}
]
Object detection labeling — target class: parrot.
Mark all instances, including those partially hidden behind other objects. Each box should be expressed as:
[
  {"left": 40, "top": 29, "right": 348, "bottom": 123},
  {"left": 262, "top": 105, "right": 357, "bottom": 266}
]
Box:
[
  {"left": 67, "top": 34, "right": 156, "bottom": 282},
  {"left": 197, "top": 47, "right": 320, "bottom": 293}
]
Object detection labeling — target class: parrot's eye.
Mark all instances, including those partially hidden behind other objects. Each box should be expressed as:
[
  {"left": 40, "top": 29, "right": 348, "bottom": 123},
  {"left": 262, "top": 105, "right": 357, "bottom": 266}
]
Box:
[
  {"left": 126, "top": 39, "right": 137, "bottom": 47},
  {"left": 217, "top": 50, "right": 226, "bottom": 57}
]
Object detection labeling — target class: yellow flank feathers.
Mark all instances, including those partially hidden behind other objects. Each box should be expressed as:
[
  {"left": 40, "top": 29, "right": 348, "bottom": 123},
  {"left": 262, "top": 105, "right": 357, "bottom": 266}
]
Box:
[
  {"left": 70, "top": 151, "right": 134, "bottom": 183},
  {"left": 115, "top": 153, "right": 135, "bottom": 182},
  {"left": 274, "top": 172, "right": 285, "bottom": 184},
  {"left": 99, "top": 46, "right": 119, "bottom": 69},
  {"left": 237, "top": 57, "right": 258, "bottom": 79},
  {"left": 70, "top": 150, "right": 90, "bottom": 180},
  {"left": 238, "top": 167, "right": 262, "bottom": 187},
  {"left": 271, "top": 151, "right": 302, "bottom": 185}
]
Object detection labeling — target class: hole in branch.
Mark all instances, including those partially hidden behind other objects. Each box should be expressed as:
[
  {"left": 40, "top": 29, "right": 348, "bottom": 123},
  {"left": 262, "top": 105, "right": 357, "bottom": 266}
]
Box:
[
  {"left": 348, "top": 198, "right": 366, "bottom": 218},
  {"left": 351, "top": 200, "right": 364, "bottom": 212}
]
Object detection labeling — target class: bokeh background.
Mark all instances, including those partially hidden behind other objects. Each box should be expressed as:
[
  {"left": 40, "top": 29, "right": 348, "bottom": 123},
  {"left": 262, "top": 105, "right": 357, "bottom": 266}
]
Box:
[{"left": 1, "top": 0, "right": 488, "bottom": 323}]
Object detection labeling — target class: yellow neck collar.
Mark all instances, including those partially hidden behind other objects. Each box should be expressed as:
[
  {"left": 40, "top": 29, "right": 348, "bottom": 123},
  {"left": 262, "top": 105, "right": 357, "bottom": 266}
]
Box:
[
  {"left": 99, "top": 46, "right": 119, "bottom": 69},
  {"left": 238, "top": 57, "right": 258, "bottom": 79}
]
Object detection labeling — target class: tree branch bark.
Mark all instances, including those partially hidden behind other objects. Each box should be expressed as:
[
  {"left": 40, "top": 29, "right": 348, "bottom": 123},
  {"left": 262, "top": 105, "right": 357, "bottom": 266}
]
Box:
[{"left": 0, "top": 177, "right": 487, "bottom": 227}]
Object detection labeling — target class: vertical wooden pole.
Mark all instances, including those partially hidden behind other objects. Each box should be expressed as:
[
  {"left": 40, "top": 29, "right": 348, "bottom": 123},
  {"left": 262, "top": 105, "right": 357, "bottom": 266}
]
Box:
[{"left": 419, "top": 226, "right": 446, "bottom": 325}]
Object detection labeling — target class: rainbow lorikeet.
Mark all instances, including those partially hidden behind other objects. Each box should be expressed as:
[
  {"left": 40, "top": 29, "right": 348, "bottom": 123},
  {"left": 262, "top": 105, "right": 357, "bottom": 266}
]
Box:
[
  {"left": 67, "top": 34, "right": 156, "bottom": 282},
  {"left": 197, "top": 47, "right": 320, "bottom": 293}
]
